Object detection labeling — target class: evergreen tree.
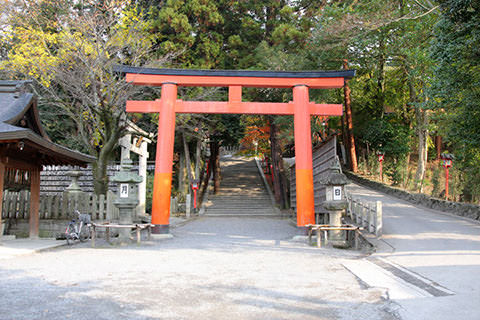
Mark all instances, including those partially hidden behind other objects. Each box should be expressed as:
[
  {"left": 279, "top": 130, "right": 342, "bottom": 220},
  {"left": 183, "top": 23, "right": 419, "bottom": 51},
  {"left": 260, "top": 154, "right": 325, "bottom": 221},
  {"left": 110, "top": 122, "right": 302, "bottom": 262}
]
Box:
[{"left": 431, "top": 0, "right": 480, "bottom": 201}]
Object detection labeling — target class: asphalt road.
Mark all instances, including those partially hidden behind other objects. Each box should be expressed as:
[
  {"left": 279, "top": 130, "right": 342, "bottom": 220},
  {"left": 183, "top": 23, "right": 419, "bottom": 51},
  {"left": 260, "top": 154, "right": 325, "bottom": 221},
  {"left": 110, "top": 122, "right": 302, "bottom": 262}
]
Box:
[
  {"left": 0, "top": 217, "right": 396, "bottom": 320},
  {"left": 346, "top": 183, "right": 480, "bottom": 320}
]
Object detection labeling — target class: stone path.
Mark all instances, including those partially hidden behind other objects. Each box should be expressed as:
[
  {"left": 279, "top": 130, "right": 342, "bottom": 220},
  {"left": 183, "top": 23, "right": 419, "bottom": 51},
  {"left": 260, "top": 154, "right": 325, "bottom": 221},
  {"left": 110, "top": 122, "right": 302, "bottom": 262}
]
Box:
[
  {"left": 0, "top": 217, "right": 397, "bottom": 320},
  {"left": 6, "top": 158, "right": 479, "bottom": 319}
]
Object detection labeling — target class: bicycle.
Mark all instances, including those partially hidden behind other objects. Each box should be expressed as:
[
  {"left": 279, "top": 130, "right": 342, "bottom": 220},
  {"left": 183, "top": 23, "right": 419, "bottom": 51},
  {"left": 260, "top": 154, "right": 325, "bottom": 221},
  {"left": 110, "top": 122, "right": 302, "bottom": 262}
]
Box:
[{"left": 65, "top": 210, "right": 92, "bottom": 245}]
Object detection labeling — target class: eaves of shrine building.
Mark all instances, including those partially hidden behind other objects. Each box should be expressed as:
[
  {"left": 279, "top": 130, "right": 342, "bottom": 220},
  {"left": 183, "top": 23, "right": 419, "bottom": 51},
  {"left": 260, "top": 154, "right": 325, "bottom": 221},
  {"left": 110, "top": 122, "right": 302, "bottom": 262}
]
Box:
[{"left": 0, "top": 80, "right": 95, "bottom": 169}]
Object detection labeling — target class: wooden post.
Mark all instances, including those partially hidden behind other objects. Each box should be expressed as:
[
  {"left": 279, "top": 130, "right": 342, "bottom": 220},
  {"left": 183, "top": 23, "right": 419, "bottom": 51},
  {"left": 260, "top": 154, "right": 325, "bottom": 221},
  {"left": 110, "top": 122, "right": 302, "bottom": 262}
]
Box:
[
  {"left": 0, "top": 162, "right": 4, "bottom": 238},
  {"left": 347, "top": 194, "right": 353, "bottom": 220},
  {"left": 106, "top": 191, "right": 114, "bottom": 221},
  {"left": 46, "top": 195, "right": 52, "bottom": 219},
  {"left": 445, "top": 166, "right": 450, "bottom": 201},
  {"left": 186, "top": 193, "right": 191, "bottom": 218},
  {"left": 355, "top": 200, "right": 361, "bottom": 224},
  {"left": 368, "top": 203, "right": 375, "bottom": 233},
  {"left": 354, "top": 230, "right": 359, "bottom": 250},
  {"left": 375, "top": 201, "right": 383, "bottom": 236},
  {"left": 19, "top": 190, "right": 26, "bottom": 219},
  {"left": 91, "top": 225, "right": 96, "bottom": 247},
  {"left": 29, "top": 167, "right": 40, "bottom": 238},
  {"left": 362, "top": 204, "right": 367, "bottom": 229},
  {"left": 91, "top": 194, "right": 97, "bottom": 220},
  {"left": 99, "top": 194, "right": 105, "bottom": 220},
  {"left": 53, "top": 195, "right": 59, "bottom": 219}
]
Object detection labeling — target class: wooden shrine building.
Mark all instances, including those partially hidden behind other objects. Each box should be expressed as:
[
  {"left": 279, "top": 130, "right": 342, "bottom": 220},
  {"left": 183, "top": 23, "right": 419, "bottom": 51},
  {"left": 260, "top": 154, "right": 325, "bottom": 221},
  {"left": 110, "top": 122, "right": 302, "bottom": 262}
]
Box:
[{"left": 0, "top": 81, "right": 94, "bottom": 238}]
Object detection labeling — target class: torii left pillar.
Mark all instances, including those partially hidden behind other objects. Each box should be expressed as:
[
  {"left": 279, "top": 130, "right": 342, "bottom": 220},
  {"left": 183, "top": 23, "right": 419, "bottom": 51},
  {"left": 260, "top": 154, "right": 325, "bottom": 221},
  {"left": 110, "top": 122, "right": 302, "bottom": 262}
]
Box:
[{"left": 151, "top": 82, "right": 177, "bottom": 233}]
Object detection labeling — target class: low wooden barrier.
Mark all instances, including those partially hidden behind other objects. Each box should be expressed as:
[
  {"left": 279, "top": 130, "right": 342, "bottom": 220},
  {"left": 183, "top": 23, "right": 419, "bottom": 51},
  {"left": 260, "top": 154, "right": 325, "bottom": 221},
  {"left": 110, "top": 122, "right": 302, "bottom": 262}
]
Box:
[
  {"left": 90, "top": 223, "right": 153, "bottom": 247},
  {"left": 306, "top": 224, "right": 361, "bottom": 248}
]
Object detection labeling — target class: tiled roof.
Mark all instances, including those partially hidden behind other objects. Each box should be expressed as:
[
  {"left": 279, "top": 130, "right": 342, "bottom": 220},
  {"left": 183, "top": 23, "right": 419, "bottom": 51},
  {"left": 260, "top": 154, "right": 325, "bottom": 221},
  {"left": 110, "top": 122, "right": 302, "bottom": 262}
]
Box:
[{"left": 0, "top": 80, "right": 95, "bottom": 166}]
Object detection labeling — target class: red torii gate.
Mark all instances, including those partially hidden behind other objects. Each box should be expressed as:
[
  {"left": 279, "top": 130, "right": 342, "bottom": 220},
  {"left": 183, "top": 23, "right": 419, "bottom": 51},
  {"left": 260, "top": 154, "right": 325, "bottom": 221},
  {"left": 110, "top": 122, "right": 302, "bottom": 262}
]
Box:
[{"left": 121, "top": 67, "right": 355, "bottom": 233}]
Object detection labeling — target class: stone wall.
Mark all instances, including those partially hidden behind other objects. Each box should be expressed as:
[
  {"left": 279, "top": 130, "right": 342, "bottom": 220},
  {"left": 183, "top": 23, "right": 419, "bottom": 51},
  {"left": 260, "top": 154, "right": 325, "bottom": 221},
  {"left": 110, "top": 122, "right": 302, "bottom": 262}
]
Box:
[
  {"left": 5, "top": 219, "right": 71, "bottom": 238},
  {"left": 40, "top": 165, "right": 117, "bottom": 195},
  {"left": 40, "top": 163, "right": 155, "bottom": 195},
  {"left": 345, "top": 170, "right": 480, "bottom": 221}
]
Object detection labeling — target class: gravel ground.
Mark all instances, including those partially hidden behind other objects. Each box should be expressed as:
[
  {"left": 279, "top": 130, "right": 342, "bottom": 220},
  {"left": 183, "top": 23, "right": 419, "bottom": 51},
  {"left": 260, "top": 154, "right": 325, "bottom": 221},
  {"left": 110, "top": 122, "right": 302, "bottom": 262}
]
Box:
[{"left": 0, "top": 217, "right": 398, "bottom": 320}]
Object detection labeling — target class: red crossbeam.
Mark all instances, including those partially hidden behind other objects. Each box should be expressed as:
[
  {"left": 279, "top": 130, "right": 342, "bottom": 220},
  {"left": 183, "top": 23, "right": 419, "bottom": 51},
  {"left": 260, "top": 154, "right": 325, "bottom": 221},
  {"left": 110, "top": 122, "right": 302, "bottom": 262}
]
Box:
[
  {"left": 126, "top": 100, "right": 342, "bottom": 116},
  {"left": 126, "top": 73, "right": 344, "bottom": 89}
]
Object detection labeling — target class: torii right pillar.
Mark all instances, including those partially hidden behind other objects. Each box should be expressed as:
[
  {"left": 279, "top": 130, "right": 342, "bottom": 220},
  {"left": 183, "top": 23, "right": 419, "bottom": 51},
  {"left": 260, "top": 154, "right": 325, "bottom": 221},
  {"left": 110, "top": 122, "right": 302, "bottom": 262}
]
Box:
[{"left": 293, "top": 85, "right": 315, "bottom": 228}]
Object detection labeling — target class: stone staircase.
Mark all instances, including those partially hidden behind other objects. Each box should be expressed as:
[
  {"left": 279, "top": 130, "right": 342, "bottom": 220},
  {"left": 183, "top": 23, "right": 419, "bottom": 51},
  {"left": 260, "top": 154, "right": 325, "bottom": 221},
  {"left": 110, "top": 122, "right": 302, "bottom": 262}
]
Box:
[{"left": 204, "top": 157, "right": 279, "bottom": 216}]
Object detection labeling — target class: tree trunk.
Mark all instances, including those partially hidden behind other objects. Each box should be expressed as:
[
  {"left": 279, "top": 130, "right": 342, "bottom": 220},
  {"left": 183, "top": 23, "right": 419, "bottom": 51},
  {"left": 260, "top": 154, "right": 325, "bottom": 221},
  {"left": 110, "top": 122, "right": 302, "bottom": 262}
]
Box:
[
  {"left": 209, "top": 141, "right": 221, "bottom": 194},
  {"left": 178, "top": 152, "right": 185, "bottom": 193},
  {"left": 343, "top": 60, "right": 357, "bottom": 172},
  {"left": 436, "top": 136, "right": 442, "bottom": 160},
  {"left": 377, "top": 35, "right": 386, "bottom": 116},
  {"left": 403, "top": 152, "right": 411, "bottom": 189},
  {"left": 415, "top": 107, "right": 429, "bottom": 192},
  {"left": 198, "top": 143, "right": 214, "bottom": 202},
  {"left": 194, "top": 138, "right": 202, "bottom": 180},
  {"left": 407, "top": 73, "right": 429, "bottom": 192},
  {"left": 92, "top": 157, "right": 109, "bottom": 195},
  {"left": 92, "top": 125, "right": 120, "bottom": 195},
  {"left": 269, "top": 119, "right": 287, "bottom": 208},
  {"left": 182, "top": 132, "right": 193, "bottom": 187}
]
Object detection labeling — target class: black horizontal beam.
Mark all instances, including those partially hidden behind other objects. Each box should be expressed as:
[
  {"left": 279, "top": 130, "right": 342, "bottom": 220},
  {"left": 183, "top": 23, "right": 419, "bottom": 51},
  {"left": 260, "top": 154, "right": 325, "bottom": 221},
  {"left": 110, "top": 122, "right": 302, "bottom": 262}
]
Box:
[{"left": 115, "top": 65, "right": 356, "bottom": 79}]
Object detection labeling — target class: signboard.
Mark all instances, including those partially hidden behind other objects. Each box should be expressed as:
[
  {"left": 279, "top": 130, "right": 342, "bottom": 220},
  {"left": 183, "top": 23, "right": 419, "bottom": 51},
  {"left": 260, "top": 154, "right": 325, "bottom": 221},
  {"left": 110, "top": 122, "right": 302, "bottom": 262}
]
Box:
[
  {"left": 120, "top": 184, "right": 129, "bottom": 198},
  {"left": 333, "top": 186, "right": 342, "bottom": 201}
]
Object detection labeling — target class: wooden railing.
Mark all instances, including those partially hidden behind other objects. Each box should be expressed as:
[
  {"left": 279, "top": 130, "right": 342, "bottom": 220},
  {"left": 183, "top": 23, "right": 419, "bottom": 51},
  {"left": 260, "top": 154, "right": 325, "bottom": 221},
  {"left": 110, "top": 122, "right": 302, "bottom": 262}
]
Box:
[
  {"left": 345, "top": 192, "right": 383, "bottom": 236},
  {"left": 2, "top": 190, "right": 119, "bottom": 221}
]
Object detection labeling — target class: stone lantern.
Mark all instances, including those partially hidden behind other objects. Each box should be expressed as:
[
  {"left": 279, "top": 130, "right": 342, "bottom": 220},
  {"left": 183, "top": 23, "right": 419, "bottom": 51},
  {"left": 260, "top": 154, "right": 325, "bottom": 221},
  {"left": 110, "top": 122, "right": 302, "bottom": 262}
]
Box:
[
  {"left": 321, "top": 159, "right": 348, "bottom": 245},
  {"left": 65, "top": 170, "right": 83, "bottom": 194},
  {"left": 111, "top": 159, "right": 143, "bottom": 242}
]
